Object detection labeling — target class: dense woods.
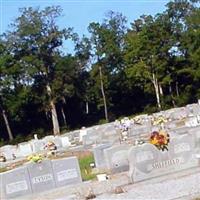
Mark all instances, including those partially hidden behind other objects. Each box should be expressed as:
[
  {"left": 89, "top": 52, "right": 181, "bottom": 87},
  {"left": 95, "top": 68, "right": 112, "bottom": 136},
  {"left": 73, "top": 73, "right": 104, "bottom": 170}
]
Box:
[{"left": 0, "top": 0, "right": 200, "bottom": 144}]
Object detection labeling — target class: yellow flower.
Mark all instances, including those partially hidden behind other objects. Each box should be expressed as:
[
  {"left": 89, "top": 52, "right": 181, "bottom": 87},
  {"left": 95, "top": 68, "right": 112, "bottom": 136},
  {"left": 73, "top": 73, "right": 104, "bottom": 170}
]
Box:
[
  {"left": 150, "top": 138, "right": 158, "bottom": 145},
  {"left": 164, "top": 139, "right": 168, "bottom": 145},
  {"left": 27, "top": 155, "right": 33, "bottom": 161}
]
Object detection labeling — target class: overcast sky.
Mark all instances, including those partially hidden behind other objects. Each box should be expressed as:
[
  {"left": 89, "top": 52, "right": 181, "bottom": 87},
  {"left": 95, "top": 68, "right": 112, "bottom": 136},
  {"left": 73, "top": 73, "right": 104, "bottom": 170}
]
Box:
[{"left": 0, "top": 0, "right": 170, "bottom": 53}]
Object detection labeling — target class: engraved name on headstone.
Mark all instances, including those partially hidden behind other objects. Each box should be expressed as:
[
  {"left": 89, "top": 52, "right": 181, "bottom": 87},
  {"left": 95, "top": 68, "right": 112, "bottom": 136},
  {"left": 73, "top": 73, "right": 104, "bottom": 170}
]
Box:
[{"left": 27, "top": 160, "right": 56, "bottom": 193}]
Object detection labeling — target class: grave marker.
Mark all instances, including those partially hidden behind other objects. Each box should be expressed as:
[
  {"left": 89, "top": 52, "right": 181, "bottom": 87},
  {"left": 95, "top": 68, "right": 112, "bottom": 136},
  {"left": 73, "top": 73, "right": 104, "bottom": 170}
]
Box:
[
  {"left": 129, "top": 134, "right": 199, "bottom": 182},
  {"left": 93, "top": 143, "right": 112, "bottom": 168},
  {"left": 18, "top": 142, "right": 33, "bottom": 157},
  {"left": 0, "top": 167, "right": 32, "bottom": 199},
  {"left": 104, "top": 144, "right": 131, "bottom": 173},
  {"left": 27, "top": 160, "right": 55, "bottom": 193},
  {"left": 52, "top": 157, "right": 82, "bottom": 187}
]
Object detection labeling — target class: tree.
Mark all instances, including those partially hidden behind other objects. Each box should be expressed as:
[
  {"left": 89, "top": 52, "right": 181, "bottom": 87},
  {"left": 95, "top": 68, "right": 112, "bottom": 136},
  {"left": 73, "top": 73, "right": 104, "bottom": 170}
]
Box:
[
  {"left": 0, "top": 40, "right": 14, "bottom": 141},
  {"left": 88, "top": 11, "right": 127, "bottom": 121},
  {"left": 5, "top": 6, "right": 73, "bottom": 135},
  {"left": 125, "top": 15, "right": 167, "bottom": 109}
]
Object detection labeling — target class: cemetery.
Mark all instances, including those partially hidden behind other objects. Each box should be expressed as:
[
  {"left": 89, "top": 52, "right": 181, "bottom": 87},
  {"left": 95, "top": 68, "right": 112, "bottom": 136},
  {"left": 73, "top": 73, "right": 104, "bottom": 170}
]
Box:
[
  {"left": 1, "top": 102, "right": 200, "bottom": 199},
  {"left": 1, "top": 0, "right": 200, "bottom": 199}
]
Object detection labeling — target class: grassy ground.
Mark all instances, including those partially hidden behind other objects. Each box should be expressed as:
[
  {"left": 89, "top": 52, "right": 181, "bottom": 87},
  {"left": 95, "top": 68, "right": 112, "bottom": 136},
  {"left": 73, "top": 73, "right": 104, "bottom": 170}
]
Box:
[{"left": 78, "top": 153, "right": 96, "bottom": 181}]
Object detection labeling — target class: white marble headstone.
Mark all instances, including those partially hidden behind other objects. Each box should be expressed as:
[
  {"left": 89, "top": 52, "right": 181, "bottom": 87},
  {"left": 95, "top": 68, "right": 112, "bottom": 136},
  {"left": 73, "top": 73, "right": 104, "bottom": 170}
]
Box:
[{"left": 18, "top": 142, "right": 33, "bottom": 157}]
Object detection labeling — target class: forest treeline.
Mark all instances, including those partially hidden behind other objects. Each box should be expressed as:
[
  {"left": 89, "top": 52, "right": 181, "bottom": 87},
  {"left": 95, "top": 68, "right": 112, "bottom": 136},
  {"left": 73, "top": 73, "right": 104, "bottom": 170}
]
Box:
[{"left": 0, "top": 0, "right": 200, "bottom": 143}]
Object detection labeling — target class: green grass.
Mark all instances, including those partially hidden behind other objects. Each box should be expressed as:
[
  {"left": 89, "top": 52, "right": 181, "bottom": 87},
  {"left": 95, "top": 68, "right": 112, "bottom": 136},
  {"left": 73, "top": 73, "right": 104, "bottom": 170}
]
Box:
[{"left": 78, "top": 154, "right": 96, "bottom": 181}]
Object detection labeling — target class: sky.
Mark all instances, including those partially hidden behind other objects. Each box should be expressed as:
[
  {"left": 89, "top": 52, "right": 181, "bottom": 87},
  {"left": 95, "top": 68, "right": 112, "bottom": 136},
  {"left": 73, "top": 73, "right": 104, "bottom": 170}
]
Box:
[{"left": 0, "top": 0, "right": 170, "bottom": 53}]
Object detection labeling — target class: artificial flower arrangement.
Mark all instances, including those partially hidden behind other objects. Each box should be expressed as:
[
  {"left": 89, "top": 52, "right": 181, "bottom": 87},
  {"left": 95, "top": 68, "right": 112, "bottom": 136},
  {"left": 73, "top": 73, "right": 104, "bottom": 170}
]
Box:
[
  {"left": 152, "top": 116, "right": 168, "bottom": 126},
  {"left": 27, "top": 154, "right": 43, "bottom": 163},
  {"left": 149, "top": 130, "right": 170, "bottom": 151},
  {"left": 44, "top": 141, "right": 57, "bottom": 151}
]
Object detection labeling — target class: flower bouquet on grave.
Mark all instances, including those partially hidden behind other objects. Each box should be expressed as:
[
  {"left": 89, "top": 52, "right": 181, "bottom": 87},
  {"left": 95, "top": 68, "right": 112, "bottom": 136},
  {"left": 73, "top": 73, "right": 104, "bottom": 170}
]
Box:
[
  {"left": 44, "top": 141, "right": 57, "bottom": 157},
  {"left": 44, "top": 141, "right": 57, "bottom": 151},
  {"left": 149, "top": 130, "right": 170, "bottom": 151},
  {"left": 27, "top": 154, "right": 43, "bottom": 163},
  {"left": 152, "top": 116, "right": 168, "bottom": 127}
]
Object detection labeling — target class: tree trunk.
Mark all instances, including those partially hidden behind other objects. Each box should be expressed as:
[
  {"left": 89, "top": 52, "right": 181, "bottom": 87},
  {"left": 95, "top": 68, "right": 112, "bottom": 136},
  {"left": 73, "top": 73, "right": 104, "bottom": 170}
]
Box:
[
  {"left": 99, "top": 66, "right": 108, "bottom": 121},
  {"left": 175, "top": 81, "right": 180, "bottom": 97},
  {"left": 152, "top": 73, "right": 161, "bottom": 109},
  {"left": 169, "top": 83, "right": 176, "bottom": 107},
  {"left": 61, "top": 105, "right": 67, "bottom": 126},
  {"left": 46, "top": 84, "right": 60, "bottom": 135},
  {"left": 86, "top": 101, "right": 89, "bottom": 114},
  {"left": 2, "top": 109, "right": 14, "bottom": 141},
  {"left": 61, "top": 97, "right": 67, "bottom": 126},
  {"left": 159, "top": 83, "right": 163, "bottom": 96}
]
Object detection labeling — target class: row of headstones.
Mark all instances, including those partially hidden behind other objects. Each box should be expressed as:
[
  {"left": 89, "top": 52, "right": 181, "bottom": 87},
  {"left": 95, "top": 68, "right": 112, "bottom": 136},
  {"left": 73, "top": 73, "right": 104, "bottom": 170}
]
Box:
[
  {"left": 122, "top": 117, "right": 200, "bottom": 141},
  {"left": 65, "top": 103, "right": 200, "bottom": 146},
  {"left": 0, "top": 157, "right": 82, "bottom": 199},
  {"left": 93, "top": 129, "right": 200, "bottom": 181},
  {"left": 0, "top": 122, "right": 118, "bottom": 161},
  {"left": 1, "top": 103, "right": 200, "bottom": 161},
  {"left": 0, "top": 134, "right": 71, "bottom": 161},
  {"left": 1, "top": 128, "right": 200, "bottom": 199},
  {"left": 152, "top": 103, "right": 200, "bottom": 120}
]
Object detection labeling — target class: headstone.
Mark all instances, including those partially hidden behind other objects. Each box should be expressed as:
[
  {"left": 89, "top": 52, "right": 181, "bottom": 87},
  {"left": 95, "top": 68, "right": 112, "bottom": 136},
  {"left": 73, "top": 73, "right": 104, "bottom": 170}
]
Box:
[
  {"left": 0, "top": 145, "right": 17, "bottom": 160},
  {"left": 27, "top": 160, "right": 55, "bottom": 193},
  {"left": 30, "top": 139, "right": 45, "bottom": 153},
  {"left": 79, "top": 127, "right": 87, "bottom": 142},
  {"left": 82, "top": 134, "right": 93, "bottom": 146},
  {"left": 193, "top": 105, "right": 200, "bottom": 116},
  {"left": 82, "top": 131, "right": 102, "bottom": 146},
  {"left": 165, "top": 121, "right": 177, "bottom": 129},
  {"left": 52, "top": 157, "right": 82, "bottom": 187},
  {"left": 104, "top": 144, "right": 131, "bottom": 173},
  {"left": 60, "top": 136, "right": 71, "bottom": 147},
  {"left": 72, "top": 130, "right": 80, "bottom": 142},
  {"left": 129, "top": 134, "right": 198, "bottom": 182},
  {"left": 93, "top": 143, "right": 112, "bottom": 168},
  {"left": 54, "top": 136, "right": 63, "bottom": 148},
  {"left": 18, "top": 142, "right": 33, "bottom": 157},
  {"left": 185, "top": 116, "right": 199, "bottom": 127},
  {"left": 129, "top": 125, "right": 151, "bottom": 137},
  {"left": 0, "top": 167, "right": 32, "bottom": 199},
  {"left": 188, "top": 126, "right": 200, "bottom": 150},
  {"left": 43, "top": 135, "right": 55, "bottom": 143},
  {"left": 173, "top": 126, "right": 189, "bottom": 135}
]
